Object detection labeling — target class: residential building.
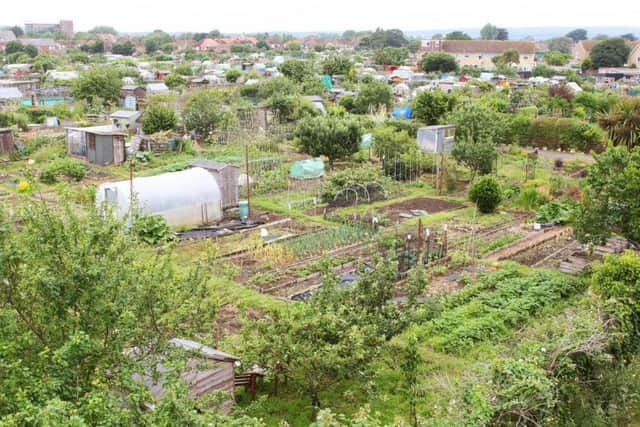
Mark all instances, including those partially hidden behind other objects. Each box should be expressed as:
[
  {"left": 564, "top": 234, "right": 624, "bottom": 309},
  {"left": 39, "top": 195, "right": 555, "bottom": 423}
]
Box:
[
  {"left": 195, "top": 37, "right": 257, "bottom": 53},
  {"left": 21, "top": 38, "right": 63, "bottom": 55},
  {"left": 25, "top": 20, "right": 73, "bottom": 37},
  {"left": 0, "top": 30, "right": 16, "bottom": 50},
  {"left": 420, "top": 39, "right": 536, "bottom": 71}
]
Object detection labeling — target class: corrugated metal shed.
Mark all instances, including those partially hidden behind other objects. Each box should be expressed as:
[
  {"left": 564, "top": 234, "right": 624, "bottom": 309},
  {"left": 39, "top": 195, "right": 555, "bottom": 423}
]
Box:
[{"left": 191, "top": 160, "right": 239, "bottom": 209}]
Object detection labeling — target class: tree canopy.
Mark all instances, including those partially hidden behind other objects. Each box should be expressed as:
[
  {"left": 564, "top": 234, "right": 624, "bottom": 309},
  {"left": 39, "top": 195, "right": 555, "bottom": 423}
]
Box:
[
  {"left": 575, "top": 147, "right": 640, "bottom": 245},
  {"left": 591, "top": 38, "right": 631, "bottom": 68},
  {"left": 295, "top": 115, "right": 363, "bottom": 166},
  {"left": 421, "top": 52, "right": 458, "bottom": 73},
  {"left": 71, "top": 67, "right": 122, "bottom": 107}
]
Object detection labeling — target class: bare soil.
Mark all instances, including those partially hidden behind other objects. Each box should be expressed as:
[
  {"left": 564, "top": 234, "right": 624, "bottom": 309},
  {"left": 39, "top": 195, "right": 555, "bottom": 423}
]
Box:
[{"left": 376, "top": 197, "right": 464, "bottom": 223}]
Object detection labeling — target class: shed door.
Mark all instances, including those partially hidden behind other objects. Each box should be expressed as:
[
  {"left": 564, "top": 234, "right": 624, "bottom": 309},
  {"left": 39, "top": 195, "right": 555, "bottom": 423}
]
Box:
[
  {"left": 96, "top": 135, "right": 114, "bottom": 165},
  {"left": 87, "top": 133, "right": 97, "bottom": 163}
]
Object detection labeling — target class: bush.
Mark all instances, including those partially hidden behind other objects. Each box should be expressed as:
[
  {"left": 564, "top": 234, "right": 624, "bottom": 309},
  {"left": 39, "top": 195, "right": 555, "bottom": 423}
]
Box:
[
  {"left": 321, "top": 166, "right": 387, "bottom": 203},
  {"left": 142, "top": 104, "right": 178, "bottom": 134},
  {"left": 133, "top": 214, "right": 175, "bottom": 245},
  {"left": 520, "top": 117, "right": 605, "bottom": 152},
  {"left": 39, "top": 158, "right": 88, "bottom": 184},
  {"left": 469, "top": 176, "right": 502, "bottom": 214}
]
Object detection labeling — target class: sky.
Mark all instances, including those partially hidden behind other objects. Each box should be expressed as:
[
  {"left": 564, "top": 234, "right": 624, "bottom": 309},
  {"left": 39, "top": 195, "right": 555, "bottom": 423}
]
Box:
[{"left": 3, "top": 0, "right": 640, "bottom": 34}]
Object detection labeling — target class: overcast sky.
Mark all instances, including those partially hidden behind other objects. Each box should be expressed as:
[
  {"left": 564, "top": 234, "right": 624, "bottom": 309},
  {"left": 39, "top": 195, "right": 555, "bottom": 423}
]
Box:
[{"left": 3, "top": 0, "right": 640, "bottom": 34}]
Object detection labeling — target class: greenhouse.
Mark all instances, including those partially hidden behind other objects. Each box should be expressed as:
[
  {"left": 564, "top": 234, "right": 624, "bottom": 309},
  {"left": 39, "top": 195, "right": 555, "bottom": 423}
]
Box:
[{"left": 96, "top": 167, "right": 223, "bottom": 228}]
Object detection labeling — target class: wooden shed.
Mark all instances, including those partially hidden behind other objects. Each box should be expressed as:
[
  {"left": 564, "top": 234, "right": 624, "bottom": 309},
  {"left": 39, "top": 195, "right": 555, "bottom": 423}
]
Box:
[
  {"left": 0, "top": 128, "right": 14, "bottom": 155},
  {"left": 191, "top": 160, "right": 239, "bottom": 209},
  {"left": 66, "top": 125, "right": 127, "bottom": 166}
]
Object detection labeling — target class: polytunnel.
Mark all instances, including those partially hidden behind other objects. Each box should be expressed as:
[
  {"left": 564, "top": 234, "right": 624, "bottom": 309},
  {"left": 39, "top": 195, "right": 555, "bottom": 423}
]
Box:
[{"left": 95, "top": 167, "right": 223, "bottom": 228}]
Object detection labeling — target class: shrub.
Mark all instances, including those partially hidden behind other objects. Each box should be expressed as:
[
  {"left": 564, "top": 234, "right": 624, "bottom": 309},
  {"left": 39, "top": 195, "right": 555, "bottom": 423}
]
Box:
[
  {"left": 39, "top": 158, "right": 88, "bottom": 184},
  {"left": 321, "top": 166, "right": 387, "bottom": 203},
  {"left": 523, "top": 117, "right": 605, "bottom": 152},
  {"left": 469, "top": 176, "right": 502, "bottom": 214},
  {"left": 133, "top": 214, "right": 175, "bottom": 245}
]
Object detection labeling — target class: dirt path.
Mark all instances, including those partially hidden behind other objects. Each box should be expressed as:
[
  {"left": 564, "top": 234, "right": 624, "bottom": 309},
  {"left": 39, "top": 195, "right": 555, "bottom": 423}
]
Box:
[{"left": 524, "top": 148, "right": 594, "bottom": 164}]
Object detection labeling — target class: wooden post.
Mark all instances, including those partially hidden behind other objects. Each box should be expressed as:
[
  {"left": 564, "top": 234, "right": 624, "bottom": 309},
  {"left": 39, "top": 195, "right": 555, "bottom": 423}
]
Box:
[
  {"left": 417, "top": 218, "right": 423, "bottom": 262},
  {"left": 244, "top": 143, "right": 251, "bottom": 219},
  {"left": 129, "top": 159, "right": 135, "bottom": 216},
  {"left": 443, "top": 224, "right": 448, "bottom": 257}
]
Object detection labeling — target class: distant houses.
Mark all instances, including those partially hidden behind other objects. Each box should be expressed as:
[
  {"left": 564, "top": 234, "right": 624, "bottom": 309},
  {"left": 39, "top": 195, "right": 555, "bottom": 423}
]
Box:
[
  {"left": 574, "top": 40, "right": 640, "bottom": 66},
  {"left": 195, "top": 37, "right": 258, "bottom": 53},
  {"left": 420, "top": 39, "right": 536, "bottom": 71}
]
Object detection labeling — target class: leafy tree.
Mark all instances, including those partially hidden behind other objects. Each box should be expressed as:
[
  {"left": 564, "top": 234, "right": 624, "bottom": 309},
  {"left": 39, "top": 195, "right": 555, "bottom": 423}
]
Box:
[
  {"left": 144, "top": 29, "right": 172, "bottom": 54},
  {"left": 112, "top": 40, "right": 135, "bottom": 55},
  {"left": 401, "top": 335, "right": 422, "bottom": 427},
  {"left": 421, "top": 52, "right": 458, "bottom": 73},
  {"left": 286, "top": 41, "right": 302, "bottom": 52},
  {"left": 164, "top": 74, "right": 185, "bottom": 90},
  {"left": 0, "top": 201, "right": 217, "bottom": 423},
  {"left": 500, "top": 48, "right": 520, "bottom": 64},
  {"left": 358, "top": 28, "right": 407, "bottom": 49},
  {"left": 225, "top": 68, "right": 241, "bottom": 83},
  {"left": 548, "top": 37, "right": 574, "bottom": 54},
  {"left": 496, "top": 28, "right": 509, "bottom": 40},
  {"left": 295, "top": 115, "right": 362, "bottom": 166},
  {"left": 183, "top": 89, "right": 236, "bottom": 140},
  {"left": 208, "top": 29, "right": 222, "bottom": 38},
  {"left": 33, "top": 54, "right": 60, "bottom": 72},
  {"left": 4, "top": 40, "right": 31, "bottom": 56},
  {"left": 300, "top": 77, "right": 327, "bottom": 96},
  {"left": 533, "top": 64, "right": 554, "bottom": 78},
  {"left": 277, "top": 59, "right": 314, "bottom": 83},
  {"left": 88, "top": 26, "right": 117, "bottom": 35},
  {"left": 445, "top": 31, "right": 472, "bottom": 40},
  {"left": 469, "top": 175, "right": 502, "bottom": 213},
  {"left": 321, "top": 55, "right": 353, "bottom": 75},
  {"left": 71, "top": 67, "right": 122, "bottom": 106},
  {"left": 80, "top": 39, "right": 105, "bottom": 54},
  {"left": 591, "top": 251, "right": 640, "bottom": 357},
  {"left": 448, "top": 104, "right": 499, "bottom": 177},
  {"left": 412, "top": 90, "right": 457, "bottom": 125},
  {"left": 371, "top": 125, "right": 417, "bottom": 158},
  {"left": 9, "top": 25, "right": 23, "bottom": 37},
  {"left": 621, "top": 33, "right": 637, "bottom": 41},
  {"left": 174, "top": 63, "right": 193, "bottom": 76},
  {"left": 354, "top": 80, "right": 393, "bottom": 114},
  {"left": 480, "top": 23, "right": 499, "bottom": 40},
  {"left": 408, "top": 39, "right": 421, "bottom": 53},
  {"left": 142, "top": 102, "right": 178, "bottom": 134},
  {"left": 566, "top": 28, "right": 588, "bottom": 42},
  {"left": 373, "top": 47, "right": 409, "bottom": 65},
  {"left": 257, "top": 76, "right": 298, "bottom": 99},
  {"left": 574, "top": 147, "right": 640, "bottom": 245},
  {"left": 544, "top": 51, "right": 572, "bottom": 66},
  {"left": 23, "top": 44, "right": 38, "bottom": 57},
  {"left": 581, "top": 56, "right": 593, "bottom": 72},
  {"left": 591, "top": 38, "right": 631, "bottom": 68}
]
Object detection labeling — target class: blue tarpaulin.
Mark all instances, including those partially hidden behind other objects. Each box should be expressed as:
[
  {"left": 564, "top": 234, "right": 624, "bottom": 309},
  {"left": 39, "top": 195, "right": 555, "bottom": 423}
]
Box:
[{"left": 391, "top": 106, "right": 413, "bottom": 119}]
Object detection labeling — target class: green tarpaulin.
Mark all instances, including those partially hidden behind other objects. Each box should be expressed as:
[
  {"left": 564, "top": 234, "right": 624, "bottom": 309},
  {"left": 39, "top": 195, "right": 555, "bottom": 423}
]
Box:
[
  {"left": 321, "top": 75, "right": 333, "bottom": 91},
  {"left": 290, "top": 158, "right": 325, "bottom": 179}
]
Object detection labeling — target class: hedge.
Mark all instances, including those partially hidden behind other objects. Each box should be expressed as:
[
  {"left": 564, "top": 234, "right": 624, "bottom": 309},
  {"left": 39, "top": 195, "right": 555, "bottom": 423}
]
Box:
[{"left": 514, "top": 116, "right": 605, "bottom": 153}]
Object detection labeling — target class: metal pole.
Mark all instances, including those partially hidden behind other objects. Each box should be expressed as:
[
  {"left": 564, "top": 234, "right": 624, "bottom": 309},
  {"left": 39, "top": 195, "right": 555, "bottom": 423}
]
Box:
[
  {"left": 245, "top": 143, "right": 251, "bottom": 219},
  {"left": 129, "top": 159, "right": 135, "bottom": 216}
]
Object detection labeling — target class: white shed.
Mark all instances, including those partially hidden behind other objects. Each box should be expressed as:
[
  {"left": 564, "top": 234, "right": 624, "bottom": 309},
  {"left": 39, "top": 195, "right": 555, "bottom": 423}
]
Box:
[{"left": 96, "top": 167, "right": 223, "bottom": 228}]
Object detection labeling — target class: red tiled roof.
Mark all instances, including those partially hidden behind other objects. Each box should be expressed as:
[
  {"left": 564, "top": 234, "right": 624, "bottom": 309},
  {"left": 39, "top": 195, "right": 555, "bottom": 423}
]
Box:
[{"left": 442, "top": 40, "right": 535, "bottom": 55}]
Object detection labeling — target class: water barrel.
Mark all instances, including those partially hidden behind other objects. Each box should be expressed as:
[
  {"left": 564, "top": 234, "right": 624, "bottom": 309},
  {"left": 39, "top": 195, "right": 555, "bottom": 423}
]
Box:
[{"left": 239, "top": 200, "right": 249, "bottom": 220}]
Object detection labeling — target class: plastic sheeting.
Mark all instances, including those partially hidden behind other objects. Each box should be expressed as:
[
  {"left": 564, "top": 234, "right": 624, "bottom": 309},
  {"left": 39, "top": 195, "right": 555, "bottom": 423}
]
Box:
[
  {"left": 96, "top": 167, "right": 223, "bottom": 228},
  {"left": 360, "top": 133, "right": 373, "bottom": 149},
  {"left": 392, "top": 106, "right": 413, "bottom": 120},
  {"left": 289, "top": 158, "right": 325, "bottom": 179}
]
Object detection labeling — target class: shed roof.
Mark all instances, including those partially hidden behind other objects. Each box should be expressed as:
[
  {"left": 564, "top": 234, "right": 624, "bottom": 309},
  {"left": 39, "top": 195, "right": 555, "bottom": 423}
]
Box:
[
  {"left": 169, "top": 338, "right": 239, "bottom": 362},
  {"left": 0, "top": 87, "right": 23, "bottom": 99},
  {"left": 0, "top": 31, "right": 16, "bottom": 42},
  {"left": 66, "top": 124, "right": 127, "bottom": 136},
  {"left": 191, "top": 159, "right": 238, "bottom": 171},
  {"left": 111, "top": 110, "right": 142, "bottom": 120}
]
